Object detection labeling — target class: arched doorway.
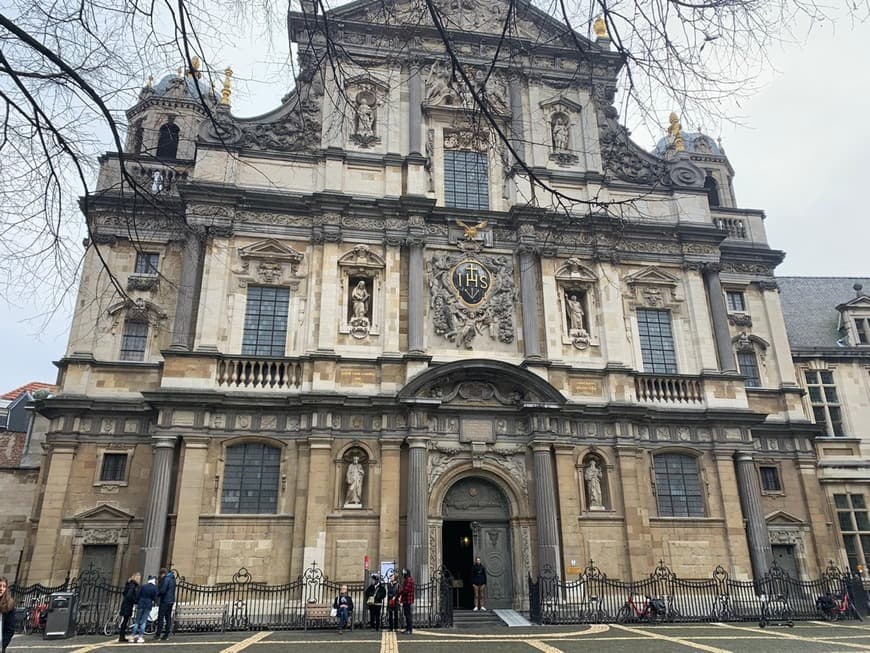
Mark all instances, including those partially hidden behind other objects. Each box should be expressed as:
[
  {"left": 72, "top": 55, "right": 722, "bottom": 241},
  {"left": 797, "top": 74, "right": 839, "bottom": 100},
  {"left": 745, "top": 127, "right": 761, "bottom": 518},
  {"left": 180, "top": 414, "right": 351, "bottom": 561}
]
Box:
[{"left": 442, "top": 477, "right": 513, "bottom": 609}]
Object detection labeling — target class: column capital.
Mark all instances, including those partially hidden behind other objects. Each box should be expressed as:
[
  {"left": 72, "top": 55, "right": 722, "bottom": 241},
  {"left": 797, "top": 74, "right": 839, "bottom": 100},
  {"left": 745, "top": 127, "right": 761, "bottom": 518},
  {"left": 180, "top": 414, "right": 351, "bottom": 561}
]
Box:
[
  {"left": 531, "top": 441, "right": 553, "bottom": 454},
  {"left": 406, "top": 436, "right": 429, "bottom": 449},
  {"left": 50, "top": 442, "right": 79, "bottom": 455},
  {"left": 182, "top": 435, "right": 210, "bottom": 449},
  {"left": 380, "top": 438, "right": 404, "bottom": 452},
  {"left": 152, "top": 435, "right": 178, "bottom": 450},
  {"left": 734, "top": 451, "right": 755, "bottom": 464}
]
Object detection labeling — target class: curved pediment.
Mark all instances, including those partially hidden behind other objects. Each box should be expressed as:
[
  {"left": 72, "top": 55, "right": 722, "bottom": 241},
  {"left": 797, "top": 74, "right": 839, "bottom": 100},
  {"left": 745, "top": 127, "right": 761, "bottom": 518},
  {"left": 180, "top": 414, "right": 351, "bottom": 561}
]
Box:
[{"left": 398, "top": 359, "right": 565, "bottom": 407}]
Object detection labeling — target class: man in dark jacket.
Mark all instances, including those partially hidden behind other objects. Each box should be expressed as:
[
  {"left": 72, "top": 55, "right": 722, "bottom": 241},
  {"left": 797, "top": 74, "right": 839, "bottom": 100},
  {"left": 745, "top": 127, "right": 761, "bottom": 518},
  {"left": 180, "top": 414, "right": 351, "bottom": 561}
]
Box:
[
  {"left": 471, "top": 557, "right": 487, "bottom": 611},
  {"left": 154, "top": 568, "right": 176, "bottom": 640},
  {"left": 132, "top": 577, "right": 158, "bottom": 643}
]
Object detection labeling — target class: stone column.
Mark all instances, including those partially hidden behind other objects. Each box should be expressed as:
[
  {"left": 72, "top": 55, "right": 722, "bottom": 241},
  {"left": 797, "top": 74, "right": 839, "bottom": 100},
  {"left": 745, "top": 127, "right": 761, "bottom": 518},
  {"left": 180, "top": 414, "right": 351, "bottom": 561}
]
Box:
[
  {"left": 702, "top": 264, "right": 737, "bottom": 372},
  {"left": 406, "top": 437, "right": 428, "bottom": 579},
  {"left": 508, "top": 72, "right": 525, "bottom": 162},
  {"left": 141, "top": 436, "right": 177, "bottom": 579},
  {"left": 713, "top": 451, "right": 753, "bottom": 578},
  {"left": 519, "top": 247, "right": 541, "bottom": 359},
  {"left": 408, "top": 61, "right": 422, "bottom": 155},
  {"left": 407, "top": 237, "right": 425, "bottom": 354},
  {"left": 532, "top": 442, "right": 561, "bottom": 576},
  {"left": 379, "top": 440, "right": 403, "bottom": 566},
  {"left": 170, "top": 232, "right": 204, "bottom": 350},
  {"left": 734, "top": 452, "right": 773, "bottom": 582},
  {"left": 28, "top": 443, "right": 77, "bottom": 584},
  {"left": 170, "top": 436, "right": 208, "bottom": 576}
]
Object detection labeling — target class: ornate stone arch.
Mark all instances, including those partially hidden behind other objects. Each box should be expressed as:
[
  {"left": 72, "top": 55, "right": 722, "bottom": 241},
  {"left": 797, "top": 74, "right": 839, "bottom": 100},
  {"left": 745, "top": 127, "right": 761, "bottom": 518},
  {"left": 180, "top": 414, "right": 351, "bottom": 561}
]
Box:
[{"left": 427, "top": 462, "right": 524, "bottom": 519}]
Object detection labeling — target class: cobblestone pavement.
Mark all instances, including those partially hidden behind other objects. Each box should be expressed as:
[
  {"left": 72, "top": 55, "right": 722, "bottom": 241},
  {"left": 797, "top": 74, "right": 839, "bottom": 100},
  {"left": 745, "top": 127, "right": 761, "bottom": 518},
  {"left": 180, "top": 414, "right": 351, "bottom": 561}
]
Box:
[{"left": 11, "top": 621, "right": 870, "bottom": 653}]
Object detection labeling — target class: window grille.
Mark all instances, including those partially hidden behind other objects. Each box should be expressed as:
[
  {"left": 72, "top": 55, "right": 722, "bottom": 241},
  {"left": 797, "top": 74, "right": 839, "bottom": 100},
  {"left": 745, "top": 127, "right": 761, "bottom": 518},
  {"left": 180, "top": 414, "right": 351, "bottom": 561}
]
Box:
[
  {"left": 221, "top": 443, "right": 281, "bottom": 514},
  {"left": 737, "top": 351, "right": 762, "bottom": 388},
  {"left": 759, "top": 466, "right": 782, "bottom": 492},
  {"left": 241, "top": 286, "right": 290, "bottom": 357},
  {"left": 637, "top": 309, "right": 678, "bottom": 374}
]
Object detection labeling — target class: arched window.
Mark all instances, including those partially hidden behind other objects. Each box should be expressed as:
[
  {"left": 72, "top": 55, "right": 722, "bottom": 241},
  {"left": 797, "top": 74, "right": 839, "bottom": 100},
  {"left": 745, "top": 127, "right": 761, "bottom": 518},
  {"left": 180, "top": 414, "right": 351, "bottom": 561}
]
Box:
[
  {"left": 653, "top": 453, "right": 704, "bottom": 517},
  {"left": 704, "top": 175, "right": 720, "bottom": 207},
  {"left": 130, "top": 120, "right": 144, "bottom": 155},
  {"left": 221, "top": 442, "right": 281, "bottom": 514},
  {"left": 156, "top": 122, "right": 180, "bottom": 159}
]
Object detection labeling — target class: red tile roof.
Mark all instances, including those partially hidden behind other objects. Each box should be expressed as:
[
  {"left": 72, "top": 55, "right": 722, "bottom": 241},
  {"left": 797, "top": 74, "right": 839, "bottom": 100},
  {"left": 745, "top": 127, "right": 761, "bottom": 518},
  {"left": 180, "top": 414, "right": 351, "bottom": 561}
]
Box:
[{"left": 1, "top": 381, "right": 56, "bottom": 401}]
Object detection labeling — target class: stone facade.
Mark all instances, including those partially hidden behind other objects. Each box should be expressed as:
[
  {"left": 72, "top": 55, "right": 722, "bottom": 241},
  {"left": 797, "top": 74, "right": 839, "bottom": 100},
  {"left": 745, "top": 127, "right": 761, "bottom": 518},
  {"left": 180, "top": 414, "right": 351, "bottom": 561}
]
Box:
[{"left": 22, "top": 0, "right": 843, "bottom": 598}]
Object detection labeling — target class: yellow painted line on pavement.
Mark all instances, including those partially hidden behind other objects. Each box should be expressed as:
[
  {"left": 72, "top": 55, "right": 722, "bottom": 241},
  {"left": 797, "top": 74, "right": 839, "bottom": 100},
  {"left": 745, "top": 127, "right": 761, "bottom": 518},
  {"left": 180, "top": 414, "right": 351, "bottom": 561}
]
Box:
[
  {"left": 526, "top": 640, "right": 564, "bottom": 653},
  {"left": 70, "top": 641, "right": 117, "bottom": 653},
  {"left": 380, "top": 629, "right": 398, "bottom": 653},
  {"left": 413, "top": 625, "right": 609, "bottom": 639},
  {"left": 219, "top": 630, "right": 272, "bottom": 653},
  {"left": 713, "top": 622, "right": 870, "bottom": 651},
  {"left": 610, "top": 623, "right": 732, "bottom": 653}
]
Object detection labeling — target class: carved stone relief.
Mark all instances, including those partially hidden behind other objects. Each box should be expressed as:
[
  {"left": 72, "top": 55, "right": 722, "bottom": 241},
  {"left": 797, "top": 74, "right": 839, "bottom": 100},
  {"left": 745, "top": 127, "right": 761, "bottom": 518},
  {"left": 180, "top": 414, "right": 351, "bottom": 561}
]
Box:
[
  {"left": 427, "top": 252, "right": 516, "bottom": 348},
  {"left": 232, "top": 239, "right": 306, "bottom": 289},
  {"left": 338, "top": 244, "right": 386, "bottom": 340},
  {"left": 622, "top": 266, "right": 684, "bottom": 313},
  {"left": 425, "top": 60, "right": 508, "bottom": 114}
]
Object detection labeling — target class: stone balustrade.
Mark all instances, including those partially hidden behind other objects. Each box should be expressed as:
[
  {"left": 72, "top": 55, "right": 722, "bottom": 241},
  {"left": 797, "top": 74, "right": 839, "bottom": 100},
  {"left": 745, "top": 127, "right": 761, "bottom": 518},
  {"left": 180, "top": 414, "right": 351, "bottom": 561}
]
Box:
[
  {"left": 216, "top": 356, "right": 303, "bottom": 390},
  {"left": 634, "top": 373, "right": 705, "bottom": 405},
  {"left": 714, "top": 217, "right": 747, "bottom": 239}
]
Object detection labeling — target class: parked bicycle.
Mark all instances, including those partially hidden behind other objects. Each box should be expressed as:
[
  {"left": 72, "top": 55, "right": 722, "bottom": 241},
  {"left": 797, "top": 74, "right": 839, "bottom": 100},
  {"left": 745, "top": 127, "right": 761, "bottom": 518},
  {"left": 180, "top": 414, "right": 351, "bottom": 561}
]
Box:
[
  {"left": 758, "top": 593, "right": 793, "bottom": 628},
  {"left": 616, "top": 594, "right": 678, "bottom": 623},
  {"left": 709, "top": 593, "right": 737, "bottom": 621},
  {"left": 816, "top": 586, "right": 863, "bottom": 622},
  {"left": 22, "top": 599, "right": 49, "bottom": 635},
  {"left": 102, "top": 606, "right": 158, "bottom": 637}
]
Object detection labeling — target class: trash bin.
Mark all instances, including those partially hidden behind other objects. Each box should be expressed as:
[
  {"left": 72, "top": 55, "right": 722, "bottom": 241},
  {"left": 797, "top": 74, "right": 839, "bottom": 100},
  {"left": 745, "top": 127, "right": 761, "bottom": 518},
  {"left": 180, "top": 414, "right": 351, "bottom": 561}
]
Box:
[{"left": 44, "top": 592, "right": 77, "bottom": 639}]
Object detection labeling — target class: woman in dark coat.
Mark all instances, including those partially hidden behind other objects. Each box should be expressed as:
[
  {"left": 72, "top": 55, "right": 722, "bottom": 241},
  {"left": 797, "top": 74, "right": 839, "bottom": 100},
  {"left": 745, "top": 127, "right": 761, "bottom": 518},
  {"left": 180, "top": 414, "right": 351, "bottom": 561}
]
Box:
[
  {"left": 0, "top": 577, "right": 16, "bottom": 653},
  {"left": 118, "top": 572, "right": 141, "bottom": 642}
]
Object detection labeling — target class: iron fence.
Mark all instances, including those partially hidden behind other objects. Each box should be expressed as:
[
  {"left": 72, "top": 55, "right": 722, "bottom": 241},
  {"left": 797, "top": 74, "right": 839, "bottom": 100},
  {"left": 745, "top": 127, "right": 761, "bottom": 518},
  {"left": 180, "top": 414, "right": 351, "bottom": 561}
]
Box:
[
  {"left": 11, "top": 563, "right": 453, "bottom": 635},
  {"left": 529, "top": 559, "right": 861, "bottom": 625}
]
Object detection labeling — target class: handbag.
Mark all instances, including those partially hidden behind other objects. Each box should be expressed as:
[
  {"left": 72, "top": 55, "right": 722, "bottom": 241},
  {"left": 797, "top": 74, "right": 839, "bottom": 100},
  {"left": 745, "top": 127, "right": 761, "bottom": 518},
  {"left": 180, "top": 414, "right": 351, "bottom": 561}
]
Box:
[
  {"left": 367, "top": 596, "right": 375, "bottom": 606},
  {"left": 388, "top": 598, "right": 396, "bottom": 609},
  {"left": 330, "top": 607, "right": 338, "bottom": 617}
]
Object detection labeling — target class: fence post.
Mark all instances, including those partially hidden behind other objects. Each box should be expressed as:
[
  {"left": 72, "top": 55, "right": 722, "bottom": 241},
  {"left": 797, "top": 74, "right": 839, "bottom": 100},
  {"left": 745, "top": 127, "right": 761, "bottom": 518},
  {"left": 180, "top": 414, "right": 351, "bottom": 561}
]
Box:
[{"left": 528, "top": 573, "right": 541, "bottom": 624}]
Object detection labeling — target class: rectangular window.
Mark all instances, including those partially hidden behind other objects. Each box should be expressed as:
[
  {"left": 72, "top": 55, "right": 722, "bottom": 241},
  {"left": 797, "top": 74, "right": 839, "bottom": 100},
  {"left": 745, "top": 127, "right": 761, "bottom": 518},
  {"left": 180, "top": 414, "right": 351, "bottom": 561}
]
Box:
[
  {"left": 241, "top": 286, "right": 290, "bottom": 357},
  {"left": 120, "top": 321, "right": 148, "bottom": 361},
  {"left": 759, "top": 466, "right": 782, "bottom": 493},
  {"left": 221, "top": 443, "right": 281, "bottom": 514},
  {"left": 100, "top": 453, "right": 128, "bottom": 482},
  {"left": 637, "top": 309, "right": 678, "bottom": 374},
  {"left": 726, "top": 291, "right": 746, "bottom": 312},
  {"left": 855, "top": 318, "right": 868, "bottom": 345},
  {"left": 654, "top": 454, "right": 704, "bottom": 517},
  {"left": 443, "top": 150, "right": 489, "bottom": 210},
  {"left": 737, "top": 351, "right": 762, "bottom": 388},
  {"left": 134, "top": 252, "right": 160, "bottom": 274},
  {"left": 805, "top": 369, "right": 844, "bottom": 436},
  {"left": 834, "top": 493, "right": 870, "bottom": 573}
]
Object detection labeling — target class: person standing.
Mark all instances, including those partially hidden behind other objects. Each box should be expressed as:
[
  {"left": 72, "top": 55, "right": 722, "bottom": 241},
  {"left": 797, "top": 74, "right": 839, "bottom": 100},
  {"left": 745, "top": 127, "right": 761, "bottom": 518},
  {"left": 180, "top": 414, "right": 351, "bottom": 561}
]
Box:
[
  {"left": 471, "top": 557, "right": 487, "bottom": 611},
  {"left": 154, "top": 568, "right": 176, "bottom": 641},
  {"left": 118, "top": 572, "right": 140, "bottom": 642},
  {"left": 333, "top": 585, "right": 354, "bottom": 634},
  {"left": 0, "top": 577, "right": 16, "bottom": 653},
  {"left": 386, "top": 573, "right": 400, "bottom": 632},
  {"left": 364, "top": 574, "right": 386, "bottom": 630},
  {"left": 398, "top": 568, "right": 415, "bottom": 635},
  {"left": 132, "top": 577, "right": 158, "bottom": 643}
]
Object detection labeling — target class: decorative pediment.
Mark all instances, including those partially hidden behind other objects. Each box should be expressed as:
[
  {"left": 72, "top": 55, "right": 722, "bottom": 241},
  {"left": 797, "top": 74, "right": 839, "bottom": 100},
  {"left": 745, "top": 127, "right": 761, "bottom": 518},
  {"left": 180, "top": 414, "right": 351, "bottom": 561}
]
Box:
[
  {"left": 555, "top": 257, "right": 597, "bottom": 284},
  {"left": 733, "top": 332, "right": 769, "bottom": 353},
  {"left": 623, "top": 266, "right": 683, "bottom": 311},
  {"left": 624, "top": 266, "right": 679, "bottom": 287},
  {"left": 107, "top": 298, "right": 168, "bottom": 327},
  {"left": 766, "top": 510, "right": 804, "bottom": 527},
  {"left": 70, "top": 504, "right": 136, "bottom": 523},
  {"left": 540, "top": 97, "right": 584, "bottom": 114},
  {"left": 234, "top": 239, "right": 306, "bottom": 289},
  {"left": 838, "top": 295, "right": 870, "bottom": 312},
  {"left": 337, "top": 244, "right": 386, "bottom": 272},
  {"left": 345, "top": 74, "right": 389, "bottom": 95}
]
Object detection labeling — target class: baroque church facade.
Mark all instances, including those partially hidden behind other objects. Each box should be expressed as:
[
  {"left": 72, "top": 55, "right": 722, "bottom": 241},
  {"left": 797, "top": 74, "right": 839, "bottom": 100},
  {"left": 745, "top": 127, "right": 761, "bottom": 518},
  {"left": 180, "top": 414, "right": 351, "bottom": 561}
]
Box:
[{"left": 23, "top": 0, "right": 844, "bottom": 607}]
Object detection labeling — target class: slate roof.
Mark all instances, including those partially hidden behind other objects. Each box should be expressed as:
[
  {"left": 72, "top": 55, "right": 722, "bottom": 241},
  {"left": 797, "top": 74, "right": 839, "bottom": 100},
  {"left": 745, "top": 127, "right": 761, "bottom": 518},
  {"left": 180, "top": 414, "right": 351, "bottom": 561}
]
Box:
[
  {"left": 777, "top": 277, "right": 870, "bottom": 349},
  {"left": 1, "top": 381, "right": 55, "bottom": 401}
]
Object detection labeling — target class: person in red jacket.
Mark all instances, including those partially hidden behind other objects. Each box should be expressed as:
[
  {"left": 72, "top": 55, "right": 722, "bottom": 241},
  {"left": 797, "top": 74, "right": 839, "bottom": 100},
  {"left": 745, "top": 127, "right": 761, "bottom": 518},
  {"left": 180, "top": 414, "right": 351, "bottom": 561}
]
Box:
[{"left": 397, "top": 568, "right": 415, "bottom": 635}]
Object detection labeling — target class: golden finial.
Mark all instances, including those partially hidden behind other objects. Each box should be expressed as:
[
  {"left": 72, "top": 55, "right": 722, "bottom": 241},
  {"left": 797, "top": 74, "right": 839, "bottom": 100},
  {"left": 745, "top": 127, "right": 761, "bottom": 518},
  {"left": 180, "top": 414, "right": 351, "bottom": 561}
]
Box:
[
  {"left": 668, "top": 112, "right": 685, "bottom": 152},
  {"left": 221, "top": 67, "right": 233, "bottom": 106},
  {"left": 593, "top": 16, "right": 608, "bottom": 39},
  {"left": 146, "top": 75, "right": 153, "bottom": 89},
  {"left": 189, "top": 55, "right": 201, "bottom": 78}
]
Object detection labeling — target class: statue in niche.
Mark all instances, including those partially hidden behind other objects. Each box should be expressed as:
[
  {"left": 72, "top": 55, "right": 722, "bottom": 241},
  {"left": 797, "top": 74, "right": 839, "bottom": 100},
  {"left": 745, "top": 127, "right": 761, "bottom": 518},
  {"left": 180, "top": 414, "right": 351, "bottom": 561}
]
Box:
[
  {"left": 344, "top": 456, "right": 365, "bottom": 507},
  {"left": 552, "top": 114, "right": 570, "bottom": 151},
  {"left": 351, "top": 279, "right": 370, "bottom": 318},
  {"left": 566, "top": 293, "right": 585, "bottom": 331},
  {"left": 355, "top": 96, "right": 374, "bottom": 137},
  {"left": 585, "top": 458, "right": 604, "bottom": 510},
  {"left": 349, "top": 279, "right": 372, "bottom": 339}
]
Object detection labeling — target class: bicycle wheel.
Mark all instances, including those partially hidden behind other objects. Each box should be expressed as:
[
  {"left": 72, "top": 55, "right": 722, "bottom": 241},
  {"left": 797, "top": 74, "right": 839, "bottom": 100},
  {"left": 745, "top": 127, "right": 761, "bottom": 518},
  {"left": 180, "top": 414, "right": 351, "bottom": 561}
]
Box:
[
  {"left": 22, "top": 615, "right": 32, "bottom": 636},
  {"left": 616, "top": 605, "right": 631, "bottom": 623},
  {"left": 144, "top": 620, "right": 157, "bottom": 636}
]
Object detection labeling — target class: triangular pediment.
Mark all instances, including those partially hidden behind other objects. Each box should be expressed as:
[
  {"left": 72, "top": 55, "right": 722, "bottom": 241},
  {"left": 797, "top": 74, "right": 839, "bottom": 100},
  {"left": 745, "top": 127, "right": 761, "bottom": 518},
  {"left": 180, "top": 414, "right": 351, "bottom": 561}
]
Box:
[
  {"left": 766, "top": 510, "right": 804, "bottom": 526},
  {"left": 239, "top": 239, "right": 304, "bottom": 262},
  {"left": 624, "top": 266, "right": 680, "bottom": 287},
  {"left": 555, "top": 257, "right": 597, "bottom": 283},
  {"left": 540, "top": 96, "right": 585, "bottom": 114},
  {"left": 838, "top": 295, "right": 870, "bottom": 312},
  {"left": 71, "top": 504, "right": 136, "bottom": 523},
  {"left": 327, "top": 0, "right": 596, "bottom": 48}
]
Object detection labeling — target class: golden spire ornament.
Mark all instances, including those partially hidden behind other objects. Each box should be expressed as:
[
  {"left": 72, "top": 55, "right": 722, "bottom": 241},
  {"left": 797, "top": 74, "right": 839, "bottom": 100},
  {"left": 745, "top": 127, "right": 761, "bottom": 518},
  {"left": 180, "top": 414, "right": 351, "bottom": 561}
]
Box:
[
  {"left": 221, "top": 67, "right": 233, "bottom": 106},
  {"left": 593, "top": 16, "right": 608, "bottom": 39},
  {"left": 668, "top": 112, "right": 685, "bottom": 152}
]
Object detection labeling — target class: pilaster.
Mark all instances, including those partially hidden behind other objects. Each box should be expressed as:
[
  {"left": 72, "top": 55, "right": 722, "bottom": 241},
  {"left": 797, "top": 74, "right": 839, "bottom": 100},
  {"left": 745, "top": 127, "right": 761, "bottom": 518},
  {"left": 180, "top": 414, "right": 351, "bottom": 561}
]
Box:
[
  {"left": 170, "top": 436, "right": 209, "bottom": 576},
  {"left": 407, "top": 236, "right": 425, "bottom": 354},
  {"left": 406, "top": 436, "right": 428, "bottom": 579},
  {"left": 734, "top": 452, "right": 773, "bottom": 580},
  {"left": 290, "top": 440, "right": 311, "bottom": 577},
  {"left": 28, "top": 443, "right": 77, "bottom": 584},
  {"left": 378, "top": 440, "right": 403, "bottom": 566},
  {"left": 616, "top": 445, "right": 653, "bottom": 577},
  {"left": 553, "top": 444, "right": 582, "bottom": 573},
  {"left": 796, "top": 458, "right": 838, "bottom": 573},
  {"left": 703, "top": 264, "right": 737, "bottom": 372},
  {"left": 303, "top": 437, "right": 333, "bottom": 570},
  {"left": 170, "top": 231, "right": 204, "bottom": 351},
  {"left": 532, "top": 441, "right": 561, "bottom": 576},
  {"left": 519, "top": 248, "right": 541, "bottom": 360}
]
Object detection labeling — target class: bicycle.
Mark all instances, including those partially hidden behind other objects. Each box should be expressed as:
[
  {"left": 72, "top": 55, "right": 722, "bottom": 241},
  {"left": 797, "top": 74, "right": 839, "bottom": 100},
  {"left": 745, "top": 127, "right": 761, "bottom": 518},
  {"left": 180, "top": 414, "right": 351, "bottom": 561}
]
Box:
[
  {"left": 22, "top": 600, "right": 48, "bottom": 636},
  {"left": 758, "top": 593, "right": 793, "bottom": 628},
  {"left": 709, "top": 593, "right": 737, "bottom": 621},
  {"left": 616, "top": 594, "right": 672, "bottom": 623},
  {"left": 102, "top": 607, "right": 158, "bottom": 637},
  {"left": 581, "top": 596, "right": 609, "bottom": 623},
  {"left": 816, "top": 588, "right": 863, "bottom": 622}
]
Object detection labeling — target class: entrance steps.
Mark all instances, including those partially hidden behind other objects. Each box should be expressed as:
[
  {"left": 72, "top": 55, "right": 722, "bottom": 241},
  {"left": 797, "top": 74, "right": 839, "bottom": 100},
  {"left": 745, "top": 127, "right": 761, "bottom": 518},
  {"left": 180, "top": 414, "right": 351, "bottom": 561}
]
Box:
[{"left": 453, "top": 608, "right": 522, "bottom": 628}]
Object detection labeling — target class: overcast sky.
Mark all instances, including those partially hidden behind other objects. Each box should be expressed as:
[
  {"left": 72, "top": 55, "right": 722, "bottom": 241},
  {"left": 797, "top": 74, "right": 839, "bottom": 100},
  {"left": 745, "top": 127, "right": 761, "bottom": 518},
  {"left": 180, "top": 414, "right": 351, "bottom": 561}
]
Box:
[{"left": 1, "top": 15, "right": 868, "bottom": 393}]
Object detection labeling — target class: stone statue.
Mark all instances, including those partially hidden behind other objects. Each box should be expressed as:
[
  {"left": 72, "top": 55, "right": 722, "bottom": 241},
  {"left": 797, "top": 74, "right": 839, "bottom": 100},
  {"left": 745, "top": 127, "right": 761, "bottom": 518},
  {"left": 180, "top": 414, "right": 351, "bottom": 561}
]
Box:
[
  {"left": 552, "top": 115, "right": 570, "bottom": 151},
  {"left": 344, "top": 456, "right": 365, "bottom": 507},
  {"left": 585, "top": 459, "right": 603, "bottom": 509},
  {"left": 352, "top": 280, "right": 370, "bottom": 318},
  {"left": 151, "top": 170, "right": 164, "bottom": 193},
  {"left": 566, "top": 293, "right": 585, "bottom": 332},
  {"left": 355, "top": 96, "right": 375, "bottom": 138}
]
